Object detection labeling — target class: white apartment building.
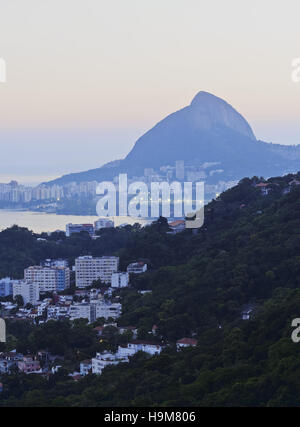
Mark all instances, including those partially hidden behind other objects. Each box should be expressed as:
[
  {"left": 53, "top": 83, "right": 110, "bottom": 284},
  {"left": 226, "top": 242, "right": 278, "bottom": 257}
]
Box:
[
  {"left": 80, "top": 360, "right": 92, "bottom": 376},
  {"left": 111, "top": 272, "right": 129, "bottom": 288},
  {"left": 95, "top": 301, "right": 122, "bottom": 320},
  {"left": 126, "top": 341, "right": 163, "bottom": 356},
  {"left": 47, "top": 305, "right": 70, "bottom": 320},
  {"left": 127, "top": 262, "right": 148, "bottom": 274},
  {"left": 91, "top": 341, "right": 163, "bottom": 376},
  {"left": 94, "top": 218, "right": 114, "bottom": 231},
  {"left": 75, "top": 256, "right": 119, "bottom": 288},
  {"left": 13, "top": 281, "right": 39, "bottom": 305},
  {"left": 69, "top": 303, "right": 92, "bottom": 322},
  {"left": 37, "top": 301, "right": 50, "bottom": 317},
  {"left": 92, "top": 351, "right": 129, "bottom": 375},
  {"left": 69, "top": 300, "right": 122, "bottom": 323},
  {"left": 0, "top": 277, "right": 15, "bottom": 297},
  {"left": 24, "top": 266, "right": 70, "bottom": 293}
]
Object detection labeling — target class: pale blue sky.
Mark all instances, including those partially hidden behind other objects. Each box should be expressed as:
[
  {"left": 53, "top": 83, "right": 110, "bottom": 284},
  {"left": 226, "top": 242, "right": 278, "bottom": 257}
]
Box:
[{"left": 0, "top": 0, "right": 299, "bottom": 184}]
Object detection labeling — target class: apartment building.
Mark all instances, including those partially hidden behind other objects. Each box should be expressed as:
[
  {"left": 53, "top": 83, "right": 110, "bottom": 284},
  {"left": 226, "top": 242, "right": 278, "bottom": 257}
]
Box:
[
  {"left": 69, "top": 303, "right": 92, "bottom": 322},
  {"left": 94, "top": 218, "right": 114, "bottom": 231},
  {"left": 41, "top": 259, "right": 68, "bottom": 268},
  {"left": 18, "top": 355, "right": 41, "bottom": 374},
  {"left": 69, "top": 300, "right": 122, "bottom": 323},
  {"left": 111, "top": 272, "right": 129, "bottom": 288},
  {"left": 12, "top": 281, "right": 39, "bottom": 305},
  {"left": 47, "top": 305, "right": 69, "bottom": 320},
  {"left": 91, "top": 351, "right": 129, "bottom": 375},
  {"left": 80, "top": 360, "right": 92, "bottom": 376},
  {"left": 126, "top": 341, "right": 163, "bottom": 356},
  {"left": 24, "top": 266, "right": 70, "bottom": 293},
  {"left": 95, "top": 301, "right": 122, "bottom": 320},
  {"left": 91, "top": 341, "right": 164, "bottom": 376},
  {"left": 66, "top": 223, "right": 94, "bottom": 237},
  {"left": 75, "top": 256, "right": 119, "bottom": 288},
  {"left": 0, "top": 277, "right": 14, "bottom": 297},
  {"left": 127, "top": 262, "right": 147, "bottom": 274}
]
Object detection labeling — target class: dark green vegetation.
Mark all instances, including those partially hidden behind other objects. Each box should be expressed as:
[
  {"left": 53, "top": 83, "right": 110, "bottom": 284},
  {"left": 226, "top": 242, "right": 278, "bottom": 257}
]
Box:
[{"left": 1, "top": 172, "right": 300, "bottom": 407}]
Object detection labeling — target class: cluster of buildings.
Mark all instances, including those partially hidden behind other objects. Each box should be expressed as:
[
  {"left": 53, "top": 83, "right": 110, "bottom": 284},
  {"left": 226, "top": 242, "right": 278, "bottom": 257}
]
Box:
[
  {"left": 66, "top": 218, "right": 114, "bottom": 237},
  {"left": 0, "top": 350, "right": 65, "bottom": 377},
  {"left": 1, "top": 288, "right": 122, "bottom": 323},
  {"left": 0, "top": 226, "right": 200, "bottom": 381},
  {"left": 0, "top": 256, "right": 149, "bottom": 325},
  {"left": 66, "top": 219, "right": 186, "bottom": 238},
  {"left": 255, "top": 178, "right": 300, "bottom": 196},
  {"left": 0, "top": 180, "right": 98, "bottom": 205},
  {"left": 0, "top": 255, "right": 139, "bottom": 303},
  {"left": 3, "top": 262, "right": 71, "bottom": 306},
  {"left": 0, "top": 334, "right": 199, "bottom": 379},
  {"left": 0, "top": 351, "right": 41, "bottom": 375},
  {"left": 74, "top": 256, "right": 147, "bottom": 289},
  {"left": 78, "top": 337, "right": 198, "bottom": 377},
  {"left": 90, "top": 341, "right": 164, "bottom": 375},
  {"left": 0, "top": 160, "right": 238, "bottom": 213}
]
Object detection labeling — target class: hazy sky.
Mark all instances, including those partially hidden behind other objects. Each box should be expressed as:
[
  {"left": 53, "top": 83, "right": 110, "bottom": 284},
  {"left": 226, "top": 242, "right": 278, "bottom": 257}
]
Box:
[{"left": 0, "top": 0, "right": 299, "bottom": 184}]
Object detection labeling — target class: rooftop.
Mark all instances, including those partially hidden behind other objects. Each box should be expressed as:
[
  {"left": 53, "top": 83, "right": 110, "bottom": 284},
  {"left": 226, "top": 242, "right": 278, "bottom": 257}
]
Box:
[{"left": 176, "top": 338, "right": 198, "bottom": 346}]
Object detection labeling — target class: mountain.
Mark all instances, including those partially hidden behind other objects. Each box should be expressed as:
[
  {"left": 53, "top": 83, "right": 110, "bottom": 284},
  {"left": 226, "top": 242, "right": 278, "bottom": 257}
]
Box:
[{"left": 47, "top": 91, "right": 300, "bottom": 186}]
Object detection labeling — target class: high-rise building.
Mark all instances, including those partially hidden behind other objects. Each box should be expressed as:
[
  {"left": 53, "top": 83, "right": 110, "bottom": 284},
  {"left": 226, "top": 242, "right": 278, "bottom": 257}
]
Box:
[
  {"left": 66, "top": 223, "right": 94, "bottom": 237},
  {"left": 111, "top": 272, "right": 129, "bottom": 288},
  {"left": 13, "top": 281, "right": 39, "bottom": 305},
  {"left": 94, "top": 219, "right": 114, "bottom": 231},
  {"left": 75, "top": 256, "right": 119, "bottom": 288},
  {"left": 24, "top": 266, "right": 70, "bottom": 293},
  {"left": 0, "top": 278, "right": 14, "bottom": 297}
]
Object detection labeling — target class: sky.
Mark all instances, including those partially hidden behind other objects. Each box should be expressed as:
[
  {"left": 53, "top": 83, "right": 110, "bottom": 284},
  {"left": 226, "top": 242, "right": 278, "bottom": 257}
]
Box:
[{"left": 0, "top": 0, "right": 299, "bottom": 185}]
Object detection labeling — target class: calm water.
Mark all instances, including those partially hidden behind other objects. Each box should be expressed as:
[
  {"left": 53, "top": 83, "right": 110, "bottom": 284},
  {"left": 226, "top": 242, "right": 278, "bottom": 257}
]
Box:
[{"left": 0, "top": 210, "right": 146, "bottom": 234}]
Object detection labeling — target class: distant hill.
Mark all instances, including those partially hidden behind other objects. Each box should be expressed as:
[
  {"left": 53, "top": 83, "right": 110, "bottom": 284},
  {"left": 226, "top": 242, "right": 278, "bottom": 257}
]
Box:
[{"left": 47, "top": 91, "right": 300, "bottom": 186}]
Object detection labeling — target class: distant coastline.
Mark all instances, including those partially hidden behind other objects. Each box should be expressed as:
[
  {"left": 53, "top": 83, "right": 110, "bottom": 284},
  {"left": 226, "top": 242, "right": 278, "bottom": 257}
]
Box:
[{"left": 0, "top": 209, "right": 147, "bottom": 234}]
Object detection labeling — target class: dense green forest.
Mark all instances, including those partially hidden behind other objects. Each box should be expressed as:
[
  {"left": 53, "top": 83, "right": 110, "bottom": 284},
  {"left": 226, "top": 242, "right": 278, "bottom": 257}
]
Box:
[{"left": 1, "top": 173, "right": 300, "bottom": 406}]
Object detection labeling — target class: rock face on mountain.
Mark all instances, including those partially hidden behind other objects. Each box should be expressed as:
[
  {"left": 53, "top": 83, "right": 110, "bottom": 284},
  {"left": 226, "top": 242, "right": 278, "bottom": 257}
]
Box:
[
  {"left": 189, "top": 91, "right": 256, "bottom": 140},
  {"left": 47, "top": 92, "right": 300, "bottom": 185},
  {"left": 123, "top": 91, "right": 258, "bottom": 171}
]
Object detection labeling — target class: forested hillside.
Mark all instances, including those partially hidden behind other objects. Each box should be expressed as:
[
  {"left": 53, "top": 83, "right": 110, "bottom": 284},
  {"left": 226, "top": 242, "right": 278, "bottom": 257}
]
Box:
[{"left": 1, "top": 172, "right": 300, "bottom": 406}]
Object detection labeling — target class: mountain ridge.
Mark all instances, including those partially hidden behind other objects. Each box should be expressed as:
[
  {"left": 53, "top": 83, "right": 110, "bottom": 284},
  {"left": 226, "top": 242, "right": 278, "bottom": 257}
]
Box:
[{"left": 46, "top": 92, "right": 300, "bottom": 186}]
